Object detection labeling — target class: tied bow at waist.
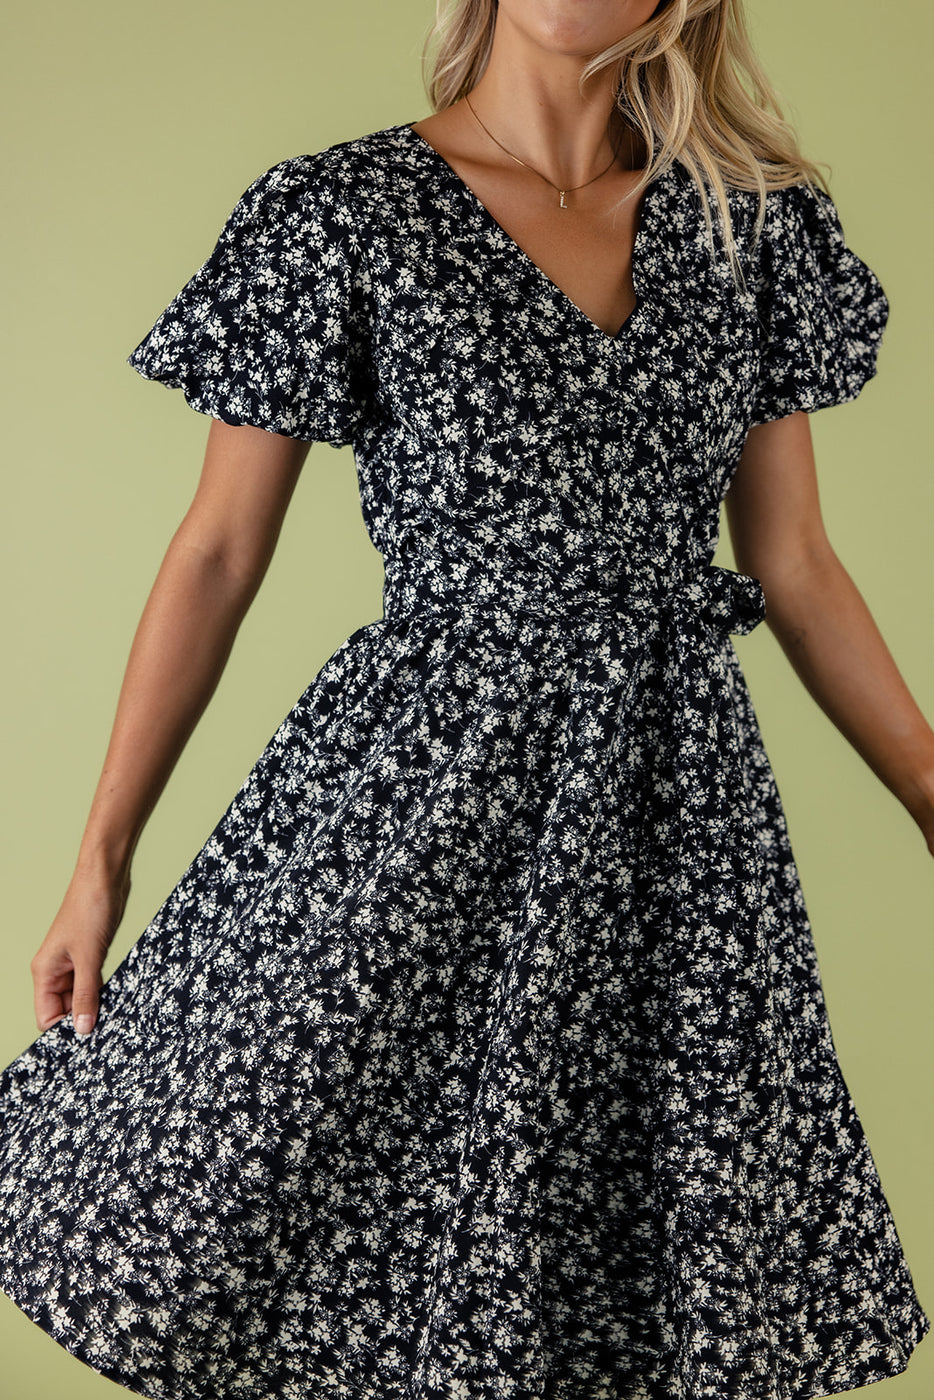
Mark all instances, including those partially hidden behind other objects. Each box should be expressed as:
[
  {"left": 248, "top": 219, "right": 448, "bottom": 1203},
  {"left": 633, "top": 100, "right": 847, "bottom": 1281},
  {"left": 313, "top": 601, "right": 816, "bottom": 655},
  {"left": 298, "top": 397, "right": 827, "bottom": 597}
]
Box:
[{"left": 381, "top": 525, "right": 766, "bottom": 637}]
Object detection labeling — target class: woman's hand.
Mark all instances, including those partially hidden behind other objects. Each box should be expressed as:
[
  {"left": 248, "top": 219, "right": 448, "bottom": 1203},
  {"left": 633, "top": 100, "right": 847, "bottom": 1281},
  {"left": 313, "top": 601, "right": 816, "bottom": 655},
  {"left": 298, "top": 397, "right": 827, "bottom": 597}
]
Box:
[{"left": 31, "top": 863, "right": 132, "bottom": 1036}]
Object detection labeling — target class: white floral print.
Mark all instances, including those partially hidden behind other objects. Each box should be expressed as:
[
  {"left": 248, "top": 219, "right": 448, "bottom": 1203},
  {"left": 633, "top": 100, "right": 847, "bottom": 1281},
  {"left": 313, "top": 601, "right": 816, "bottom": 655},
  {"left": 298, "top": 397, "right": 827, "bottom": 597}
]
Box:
[{"left": 0, "top": 122, "right": 928, "bottom": 1400}]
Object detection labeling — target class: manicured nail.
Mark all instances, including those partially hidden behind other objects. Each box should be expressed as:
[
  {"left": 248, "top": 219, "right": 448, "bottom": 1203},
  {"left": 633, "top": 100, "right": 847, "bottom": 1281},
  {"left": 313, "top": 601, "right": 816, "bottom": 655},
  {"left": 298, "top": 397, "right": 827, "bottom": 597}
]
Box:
[{"left": 75, "top": 1015, "right": 94, "bottom": 1037}]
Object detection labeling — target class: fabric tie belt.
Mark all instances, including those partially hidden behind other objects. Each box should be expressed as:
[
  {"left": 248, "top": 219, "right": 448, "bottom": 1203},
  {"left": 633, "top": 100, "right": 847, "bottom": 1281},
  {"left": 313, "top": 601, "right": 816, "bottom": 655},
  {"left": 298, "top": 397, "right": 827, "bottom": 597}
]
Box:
[{"left": 381, "top": 524, "right": 766, "bottom": 638}]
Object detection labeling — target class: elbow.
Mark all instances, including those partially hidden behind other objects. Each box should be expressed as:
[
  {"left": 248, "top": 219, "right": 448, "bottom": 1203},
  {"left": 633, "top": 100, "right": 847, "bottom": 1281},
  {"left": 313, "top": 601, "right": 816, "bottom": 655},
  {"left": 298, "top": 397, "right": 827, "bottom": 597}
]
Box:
[
  {"left": 753, "top": 537, "right": 843, "bottom": 635},
  {"left": 168, "top": 521, "right": 270, "bottom": 611}
]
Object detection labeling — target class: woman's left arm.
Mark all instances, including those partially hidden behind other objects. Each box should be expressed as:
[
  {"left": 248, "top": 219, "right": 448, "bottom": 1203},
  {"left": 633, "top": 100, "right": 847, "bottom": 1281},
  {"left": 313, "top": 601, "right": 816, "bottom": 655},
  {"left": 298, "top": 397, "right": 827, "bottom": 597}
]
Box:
[{"left": 725, "top": 409, "right": 934, "bottom": 857}]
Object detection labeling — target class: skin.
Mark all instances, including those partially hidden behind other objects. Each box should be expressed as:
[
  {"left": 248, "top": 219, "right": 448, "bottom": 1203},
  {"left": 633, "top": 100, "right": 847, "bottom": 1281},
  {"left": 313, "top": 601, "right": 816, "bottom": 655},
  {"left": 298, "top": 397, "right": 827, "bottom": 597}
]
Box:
[
  {"left": 412, "top": 0, "right": 661, "bottom": 337},
  {"left": 30, "top": 0, "right": 934, "bottom": 1036}
]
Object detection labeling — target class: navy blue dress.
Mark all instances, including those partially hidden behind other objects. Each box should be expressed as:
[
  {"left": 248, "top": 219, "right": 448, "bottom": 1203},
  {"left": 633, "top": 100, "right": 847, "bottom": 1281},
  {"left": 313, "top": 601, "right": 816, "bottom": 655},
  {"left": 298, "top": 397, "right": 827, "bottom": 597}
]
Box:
[{"left": 0, "top": 121, "right": 929, "bottom": 1400}]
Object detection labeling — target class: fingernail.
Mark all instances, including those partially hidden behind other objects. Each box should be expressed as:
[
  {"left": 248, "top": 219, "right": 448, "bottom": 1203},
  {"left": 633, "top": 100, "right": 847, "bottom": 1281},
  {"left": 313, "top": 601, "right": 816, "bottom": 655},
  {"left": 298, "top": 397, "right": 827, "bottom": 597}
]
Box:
[{"left": 75, "top": 1015, "right": 94, "bottom": 1037}]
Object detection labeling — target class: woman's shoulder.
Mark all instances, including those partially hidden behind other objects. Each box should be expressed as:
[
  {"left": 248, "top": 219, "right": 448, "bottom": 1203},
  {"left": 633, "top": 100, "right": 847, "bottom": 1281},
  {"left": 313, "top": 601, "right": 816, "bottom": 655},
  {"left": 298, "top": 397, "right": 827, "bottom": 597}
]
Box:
[
  {"left": 232, "top": 124, "right": 409, "bottom": 225},
  {"left": 711, "top": 172, "right": 832, "bottom": 245},
  {"left": 656, "top": 159, "right": 844, "bottom": 270},
  {"left": 725, "top": 173, "right": 876, "bottom": 289}
]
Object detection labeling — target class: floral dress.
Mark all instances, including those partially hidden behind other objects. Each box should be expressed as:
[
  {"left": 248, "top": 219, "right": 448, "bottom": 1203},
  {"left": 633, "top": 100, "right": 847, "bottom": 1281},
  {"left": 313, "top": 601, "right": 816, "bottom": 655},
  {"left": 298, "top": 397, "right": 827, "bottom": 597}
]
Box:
[{"left": 0, "top": 121, "right": 929, "bottom": 1400}]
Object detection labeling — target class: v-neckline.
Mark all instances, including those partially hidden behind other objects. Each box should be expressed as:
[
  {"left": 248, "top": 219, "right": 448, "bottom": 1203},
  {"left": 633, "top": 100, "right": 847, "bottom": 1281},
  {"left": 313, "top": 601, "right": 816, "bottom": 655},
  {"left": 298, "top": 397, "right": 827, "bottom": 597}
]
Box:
[{"left": 397, "top": 119, "right": 665, "bottom": 346}]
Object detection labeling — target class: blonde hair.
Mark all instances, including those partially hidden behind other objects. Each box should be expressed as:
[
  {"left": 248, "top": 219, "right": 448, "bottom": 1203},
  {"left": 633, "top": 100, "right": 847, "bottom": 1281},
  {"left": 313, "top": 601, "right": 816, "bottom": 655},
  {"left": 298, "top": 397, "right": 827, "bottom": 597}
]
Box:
[{"left": 418, "top": 0, "right": 829, "bottom": 280}]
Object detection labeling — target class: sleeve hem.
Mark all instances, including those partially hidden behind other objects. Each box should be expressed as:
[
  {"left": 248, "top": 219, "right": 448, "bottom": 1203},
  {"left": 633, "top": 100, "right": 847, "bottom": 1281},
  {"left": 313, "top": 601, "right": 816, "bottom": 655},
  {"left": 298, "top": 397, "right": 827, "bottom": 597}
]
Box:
[
  {"left": 126, "top": 354, "right": 353, "bottom": 447},
  {"left": 746, "top": 360, "right": 882, "bottom": 430}
]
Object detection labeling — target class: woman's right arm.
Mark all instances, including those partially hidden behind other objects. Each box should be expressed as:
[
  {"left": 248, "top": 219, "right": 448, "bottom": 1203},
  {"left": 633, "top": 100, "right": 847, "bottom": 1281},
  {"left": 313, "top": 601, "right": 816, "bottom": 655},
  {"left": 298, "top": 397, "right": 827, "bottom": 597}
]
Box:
[{"left": 30, "top": 418, "right": 311, "bottom": 1037}]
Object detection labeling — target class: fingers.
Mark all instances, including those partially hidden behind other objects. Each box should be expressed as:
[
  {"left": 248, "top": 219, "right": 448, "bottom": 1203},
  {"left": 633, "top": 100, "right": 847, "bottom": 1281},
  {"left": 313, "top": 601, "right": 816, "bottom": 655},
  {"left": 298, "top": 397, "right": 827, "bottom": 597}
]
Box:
[
  {"left": 31, "top": 872, "right": 124, "bottom": 1036},
  {"left": 70, "top": 958, "right": 104, "bottom": 1038},
  {"left": 33, "top": 980, "right": 67, "bottom": 1033},
  {"left": 32, "top": 947, "right": 104, "bottom": 1037},
  {"left": 31, "top": 947, "right": 73, "bottom": 1033}
]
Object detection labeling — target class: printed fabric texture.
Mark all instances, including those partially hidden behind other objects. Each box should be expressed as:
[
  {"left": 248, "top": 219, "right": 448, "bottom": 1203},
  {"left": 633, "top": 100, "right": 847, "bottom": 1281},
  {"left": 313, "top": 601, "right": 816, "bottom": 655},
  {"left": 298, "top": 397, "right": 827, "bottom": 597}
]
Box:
[{"left": 0, "top": 122, "right": 928, "bottom": 1400}]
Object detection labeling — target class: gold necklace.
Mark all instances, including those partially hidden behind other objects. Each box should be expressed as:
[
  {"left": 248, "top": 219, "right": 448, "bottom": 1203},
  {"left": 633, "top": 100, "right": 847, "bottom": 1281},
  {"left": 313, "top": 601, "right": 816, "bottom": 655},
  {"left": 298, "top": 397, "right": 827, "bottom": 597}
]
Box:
[{"left": 464, "top": 92, "right": 624, "bottom": 210}]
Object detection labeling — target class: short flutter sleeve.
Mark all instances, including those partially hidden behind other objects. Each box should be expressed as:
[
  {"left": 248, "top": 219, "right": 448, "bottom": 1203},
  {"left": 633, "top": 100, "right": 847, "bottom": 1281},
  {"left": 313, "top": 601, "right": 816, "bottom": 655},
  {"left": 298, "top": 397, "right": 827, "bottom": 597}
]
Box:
[
  {"left": 747, "top": 182, "right": 890, "bottom": 428},
  {"left": 127, "top": 157, "right": 372, "bottom": 446}
]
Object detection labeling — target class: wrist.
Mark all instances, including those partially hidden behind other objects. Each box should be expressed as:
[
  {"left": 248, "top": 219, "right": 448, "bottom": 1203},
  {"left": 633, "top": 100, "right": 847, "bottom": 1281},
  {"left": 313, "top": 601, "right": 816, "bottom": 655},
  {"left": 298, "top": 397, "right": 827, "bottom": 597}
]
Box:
[
  {"left": 73, "top": 834, "right": 136, "bottom": 889},
  {"left": 893, "top": 765, "right": 934, "bottom": 834}
]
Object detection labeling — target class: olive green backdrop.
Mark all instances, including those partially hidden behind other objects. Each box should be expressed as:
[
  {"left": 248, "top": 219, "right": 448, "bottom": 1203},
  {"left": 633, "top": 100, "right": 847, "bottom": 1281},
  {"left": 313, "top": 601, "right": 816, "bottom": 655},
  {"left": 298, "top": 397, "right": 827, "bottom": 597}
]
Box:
[{"left": 1, "top": 1, "right": 930, "bottom": 1395}]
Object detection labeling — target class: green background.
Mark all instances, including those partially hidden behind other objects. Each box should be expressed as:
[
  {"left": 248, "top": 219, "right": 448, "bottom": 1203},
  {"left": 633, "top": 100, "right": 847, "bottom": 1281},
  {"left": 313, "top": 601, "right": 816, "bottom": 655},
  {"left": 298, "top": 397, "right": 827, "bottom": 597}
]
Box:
[{"left": 1, "top": 1, "right": 930, "bottom": 1394}]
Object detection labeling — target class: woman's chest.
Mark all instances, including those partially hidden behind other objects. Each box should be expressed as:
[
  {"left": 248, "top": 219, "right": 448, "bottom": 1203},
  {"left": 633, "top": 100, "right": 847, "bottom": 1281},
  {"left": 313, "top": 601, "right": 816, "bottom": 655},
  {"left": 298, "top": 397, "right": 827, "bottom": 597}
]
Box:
[{"left": 366, "top": 197, "right": 760, "bottom": 470}]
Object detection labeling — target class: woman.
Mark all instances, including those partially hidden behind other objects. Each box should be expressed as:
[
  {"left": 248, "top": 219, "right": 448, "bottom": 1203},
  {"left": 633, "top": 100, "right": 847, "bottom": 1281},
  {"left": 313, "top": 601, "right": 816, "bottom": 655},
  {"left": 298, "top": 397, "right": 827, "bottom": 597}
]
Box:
[{"left": 0, "top": 0, "right": 929, "bottom": 1396}]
